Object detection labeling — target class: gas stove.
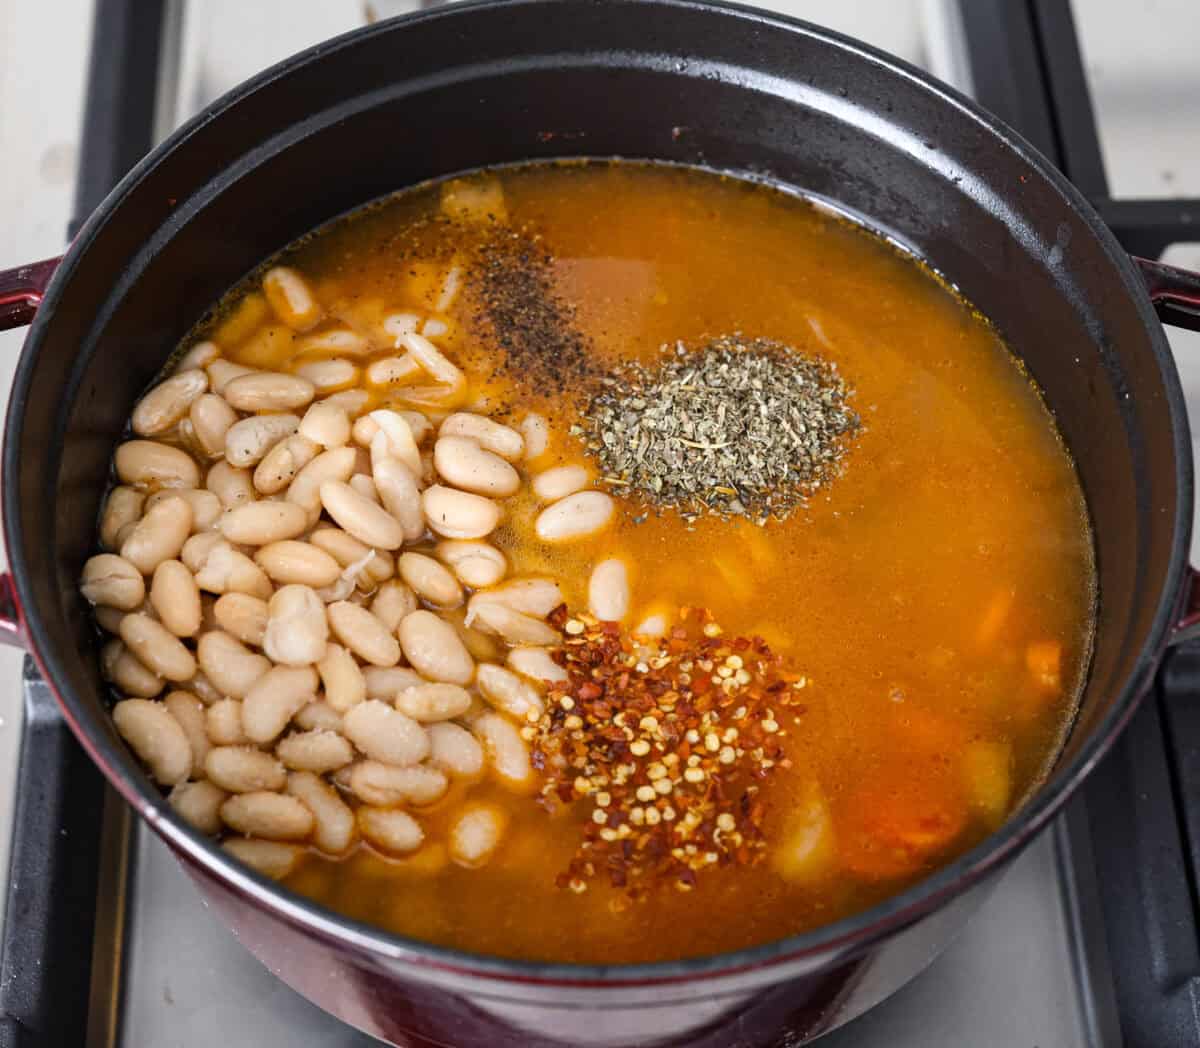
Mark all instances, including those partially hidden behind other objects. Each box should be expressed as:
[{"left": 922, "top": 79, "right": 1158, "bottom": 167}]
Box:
[{"left": 1, "top": 2, "right": 1198, "bottom": 1045}]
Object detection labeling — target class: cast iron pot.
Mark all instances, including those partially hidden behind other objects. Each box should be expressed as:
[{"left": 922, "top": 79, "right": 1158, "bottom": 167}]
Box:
[{"left": 4, "top": 1, "right": 1200, "bottom": 1044}]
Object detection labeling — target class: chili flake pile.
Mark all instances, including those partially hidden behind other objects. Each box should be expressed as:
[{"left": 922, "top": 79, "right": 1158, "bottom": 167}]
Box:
[
  {"left": 531, "top": 606, "right": 808, "bottom": 900},
  {"left": 577, "top": 336, "right": 860, "bottom": 523}
]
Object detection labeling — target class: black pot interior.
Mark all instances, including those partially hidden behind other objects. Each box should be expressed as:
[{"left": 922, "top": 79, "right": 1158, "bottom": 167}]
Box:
[{"left": 9, "top": 0, "right": 1187, "bottom": 960}]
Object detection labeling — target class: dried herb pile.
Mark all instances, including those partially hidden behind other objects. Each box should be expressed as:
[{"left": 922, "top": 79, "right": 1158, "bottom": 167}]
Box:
[
  {"left": 579, "top": 336, "right": 859, "bottom": 522},
  {"left": 532, "top": 606, "right": 808, "bottom": 900}
]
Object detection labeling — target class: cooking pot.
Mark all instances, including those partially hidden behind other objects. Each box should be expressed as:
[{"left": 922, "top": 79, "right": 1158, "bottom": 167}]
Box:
[{"left": 3, "top": 1, "right": 1200, "bottom": 1044}]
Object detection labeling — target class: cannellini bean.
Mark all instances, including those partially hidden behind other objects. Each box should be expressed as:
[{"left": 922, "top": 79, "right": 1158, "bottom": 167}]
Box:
[
  {"left": 132, "top": 369, "right": 209, "bottom": 436},
  {"left": 372, "top": 456, "right": 425, "bottom": 542},
  {"left": 426, "top": 722, "right": 484, "bottom": 777},
  {"left": 439, "top": 412, "right": 524, "bottom": 461},
  {"left": 633, "top": 613, "right": 669, "bottom": 638},
  {"left": 315, "top": 643, "right": 365, "bottom": 714},
  {"left": 397, "top": 410, "right": 432, "bottom": 444},
  {"left": 298, "top": 401, "right": 350, "bottom": 448},
  {"left": 398, "top": 610, "right": 474, "bottom": 684},
  {"left": 225, "top": 414, "right": 300, "bottom": 468},
  {"left": 347, "top": 761, "right": 447, "bottom": 806},
  {"left": 421, "top": 485, "right": 501, "bottom": 540},
  {"left": 449, "top": 803, "right": 508, "bottom": 866},
  {"left": 222, "top": 838, "right": 301, "bottom": 879},
  {"left": 169, "top": 780, "right": 227, "bottom": 834},
  {"left": 193, "top": 540, "right": 273, "bottom": 598},
  {"left": 535, "top": 491, "right": 615, "bottom": 542},
  {"left": 358, "top": 807, "right": 423, "bottom": 855},
  {"left": 80, "top": 554, "right": 145, "bottom": 610},
  {"left": 519, "top": 413, "right": 549, "bottom": 460},
  {"left": 352, "top": 415, "right": 380, "bottom": 448},
  {"left": 369, "top": 410, "right": 424, "bottom": 477},
  {"left": 100, "top": 487, "right": 145, "bottom": 551},
  {"left": 287, "top": 771, "right": 355, "bottom": 853},
  {"left": 383, "top": 312, "right": 421, "bottom": 342},
  {"left": 771, "top": 784, "right": 836, "bottom": 883},
  {"left": 277, "top": 730, "right": 354, "bottom": 774},
  {"left": 476, "top": 663, "right": 544, "bottom": 720},
  {"left": 367, "top": 355, "right": 422, "bottom": 386},
  {"left": 294, "top": 700, "right": 343, "bottom": 732},
  {"left": 398, "top": 552, "right": 463, "bottom": 609},
  {"left": 532, "top": 464, "right": 590, "bottom": 502},
  {"left": 507, "top": 646, "right": 568, "bottom": 684},
  {"left": 310, "top": 529, "right": 392, "bottom": 589},
  {"left": 119, "top": 613, "right": 196, "bottom": 682},
  {"left": 115, "top": 440, "right": 201, "bottom": 490},
  {"left": 206, "top": 358, "right": 257, "bottom": 394},
  {"left": 221, "top": 791, "right": 313, "bottom": 841},
  {"left": 321, "top": 389, "right": 369, "bottom": 417},
  {"left": 120, "top": 495, "right": 193, "bottom": 574},
  {"left": 264, "top": 584, "right": 329, "bottom": 666},
  {"left": 197, "top": 630, "right": 270, "bottom": 698},
  {"left": 190, "top": 394, "right": 239, "bottom": 458},
  {"left": 434, "top": 435, "right": 520, "bottom": 497},
  {"left": 297, "top": 327, "right": 370, "bottom": 356},
  {"left": 94, "top": 605, "right": 127, "bottom": 634},
  {"left": 297, "top": 357, "right": 359, "bottom": 394},
  {"left": 473, "top": 712, "right": 534, "bottom": 791},
  {"left": 254, "top": 540, "right": 342, "bottom": 587},
  {"left": 164, "top": 690, "right": 210, "bottom": 771},
  {"left": 146, "top": 487, "right": 222, "bottom": 531},
  {"left": 101, "top": 639, "right": 164, "bottom": 697},
  {"left": 174, "top": 340, "right": 219, "bottom": 373},
  {"left": 220, "top": 501, "right": 309, "bottom": 546},
  {"left": 181, "top": 531, "right": 224, "bottom": 572},
  {"left": 466, "top": 601, "right": 559, "bottom": 646},
  {"left": 400, "top": 331, "right": 463, "bottom": 387},
  {"left": 362, "top": 665, "right": 424, "bottom": 701},
  {"left": 327, "top": 601, "right": 401, "bottom": 667},
  {"left": 285, "top": 446, "right": 357, "bottom": 512},
  {"left": 342, "top": 701, "right": 429, "bottom": 766},
  {"left": 349, "top": 473, "right": 380, "bottom": 503},
  {"left": 206, "top": 699, "right": 248, "bottom": 745},
  {"left": 205, "top": 745, "right": 286, "bottom": 793},
  {"left": 253, "top": 434, "right": 319, "bottom": 494},
  {"left": 588, "top": 559, "right": 630, "bottom": 622},
  {"left": 206, "top": 460, "right": 256, "bottom": 510},
  {"left": 394, "top": 682, "right": 472, "bottom": 722},
  {"left": 182, "top": 671, "right": 223, "bottom": 706},
  {"left": 224, "top": 372, "right": 315, "bottom": 413},
  {"left": 371, "top": 579, "right": 418, "bottom": 633},
  {"left": 474, "top": 578, "right": 564, "bottom": 618},
  {"left": 319, "top": 480, "right": 405, "bottom": 550},
  {"left": 263, "top": 266, "right": 321, "bottom": 330},
  {"left": 213, "top": 592, "right": 268, "bottom": 646},
  {"left": 113, "top": 698, "right": 191, "bottom": 784},
  {"left": 434, "top": 540, "right": 506, "bottom": 588},
  {"left": 242, "top": 665, "right": 318, "bottom": 744},
  {"left": 450, "top": 613, "right": 503, "bottom": 663},
  {"left": 150, "top": 560, "right": 202, "bottom": 636}
]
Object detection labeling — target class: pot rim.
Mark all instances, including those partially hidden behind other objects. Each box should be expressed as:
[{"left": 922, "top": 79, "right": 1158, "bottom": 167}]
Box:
[{"left": 6, "top": 0, "right": 1192, "bottom": 987}]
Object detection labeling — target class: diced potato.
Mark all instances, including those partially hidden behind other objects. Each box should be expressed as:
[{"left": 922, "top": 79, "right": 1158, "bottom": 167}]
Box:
[{"left": 962, "top": 740, "right": 1012, "bottom": 827}]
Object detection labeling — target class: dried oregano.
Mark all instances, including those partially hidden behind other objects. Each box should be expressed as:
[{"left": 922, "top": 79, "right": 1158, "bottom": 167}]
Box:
[{"left": 577, "top": 336, "right": 859, "bottom": 522}]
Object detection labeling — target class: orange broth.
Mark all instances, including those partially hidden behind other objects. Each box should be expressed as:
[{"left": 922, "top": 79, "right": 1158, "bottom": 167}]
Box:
[{"left": 200, "top": 162, "right": 1094, "bottom": 963}]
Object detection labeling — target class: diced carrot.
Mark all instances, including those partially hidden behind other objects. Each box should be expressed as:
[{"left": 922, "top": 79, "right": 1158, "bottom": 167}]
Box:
[
  {"left": 1025, "top": 640, "right": 1062, "bottom": 691},
  {"left": 975, "top": 587, "right": 1016, "bottom": 648}
]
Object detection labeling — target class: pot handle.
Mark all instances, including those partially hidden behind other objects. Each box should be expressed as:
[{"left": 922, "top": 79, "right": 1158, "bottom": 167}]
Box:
[
  {"left": 0, "top": 256, "right": 61, "bottom": 332},
  {"left": 1133, "top": 255, "right": 1200, "bottom": 332}
]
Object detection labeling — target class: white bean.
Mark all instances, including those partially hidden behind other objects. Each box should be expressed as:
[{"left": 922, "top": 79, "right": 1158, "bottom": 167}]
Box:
[
  {"left": 182, "top": 671, "right": 223, "bottom": 706},
  {"left": 347, "top": 761, "right": 447, "bottom": 806},
  {"left": 309, "top": 527, "right": 393, "bottom": 585},
  {"left": 206, "top": 460, "right": 256, "bottom": 509},
  {"left": 400, "top": 331, "right": 464, "bottom": 387},
  {"left": 263, "top": 266, "right": 322, "bottom": 331},
  {"left": 426, "top": 722, "right": 484, "bottom": 778},
  {"left": 349, "top": 473, "right": 380, "bottom": 503},
  {"left": 449, "top": 803, "right": 508, "bottom": 867},
  {"left": 439, "top": 413, "right": 524, "bottom": 461},
  {"left": 293, "top": 700, "right": 343, "bottom": 732},
  {"left": 254, "top": 540, "right": 342, "bottom": 588},
  {"left": 366, "top": 355, "right": 422, "bottom": 386},
  {"left": 342, "top": 701, "right": 429, "bottom": 766},
  {"left": 357, "top": 807, "right": 423, "bottom": 855},
  {"left": 369, "top": 410, "right": 424, "bottom": 477},
  {"left": 287, "top": 771, "right": 355, "bottom": 854},
  {"left": 398, "top": 552, "right": 463, "bottom": 609},
  {"left": 222, "top": 838, "right": 301, "bottom": 879},
  {"left": 190, "top": 394, "right": 239, "bottom": 458},
  {"left": 121, "top": 495, "right": 193, "bottom": 574},
  {"left": 213, "top": 592, "right": 268, "bottom": 646},
  {"left": 253, "top": 434, "right": 320, "bottom": 495},
  {"left": 285, "top": 445, "right": 357, "bottom": 513},
  {"left": 113, "top": 698, "right": 191, "bottom": 784},
  {"left": 532, "top": 464, "right": 590, "bottom": 502},
  {"left": 382, "top": 312, "right": 421, "bottom": 342},
  {"left": 197, "top": 630, "right": 271, "bottom": 698},
  {"left": 264, "top": 584, "right": 329, "bottom": 666},
  {"left": 534, "top": 491, "right": 615, "bottom": 542},
  {"left": 169, "top": 780, "right": 227, "bottom": 834},
  {"left": 243, "top": 665, "right": 318, "bottom": 744},
  {"left": 150, "top": 559, "right": 202, "bottom": 637},
  {"left": 173, "top": 340, "right": 218, "bottom": 373},
  {"left": 371, "top": 579, "right": 418, "bottom": 633},
  {"left": 328, "top": 601, "right": 401, "bottom": 667},
  {"left": 433, "top": 435, "right": 519, "bottom": 497},
  {"left": 119, "top": 613, "right": 197, "bottom": 682},
  {"left": 206, "top": 359, "right": 258, "bottom": 394},
  {"left": 219, "top": 501, "right": 308, "bottom": 545},
  {"left": 277, "top": 731, "right": 354, "bottom": 774},
  {"left": 507, "top": 646, "right": 568, "bottom": 684},
  {"left": 205, "top": 745, "right": 286, "bottom": 793},
  {"left": 296, "top": 357, "right": 359, "bottom": 394},
  {"left": 362, "top": 665, "right": 424, "bottom": 701},
  {"left": 80, "top": 554, "right": 145, "bottom": 610},
  {"left": 320, "top": 389, "right": 369, "bottom": 417},
  {"left": 473, "top": 577, "right": 564, "bottom": 618},
  {"left": 224, "top": 372, "right": 315, "bottom": 413},
  {"left": 588, "top": 558, "right": 630, "bottom": 622},
  {"left": 473, "top": 712, "right": 534, "bottom": 792},
  {"left": 164, "top": 690, "right": 210, "bottom": 771},
  {"left": 476, "top": 663, "right": 544, "bottom": 720},
  {"left": 132, "top": 369, "right": 209, "bottom": 436},
  {"left": 101, "top": 639, "right": 164, "bottom": 697},
  {"left": 372, "top": 455, "right": 426, "bottom": 542},
  {"left": 466, "top": 601, "right": 559, "bottom": 646},
  {"left": 115, "top": 440, "right": 201, "bottom": 490},
  {"left": 398, "top": 610, "right": 474, "bottom": 685},
  {"left": 206, "top": 699, "right": 247, "bottom": 745},
  {"left": 320, "top": 480, "right": 405, "bottom": 550},
  {"left": 298, "top": 401, "right": 350, "bottom": 449},
  {"left": 224, "top": 414, "right": 300, "bottom": 468},
  {"left": 296, "top": 327, "right": 370, "bottom": 357},
  {"left": 434, "top": 540, "right": 506, "bottom": 588},
  {"left": 519, "top": 413, "right": 549, "bottom": 460},
  {"left": 221, "top": 791, "right": 313, "bottom": 841},
  {"left": 421, "top": 485, "right": 501, "bottom": 540},
  {"left": 146, "top": 487, "right": 223, "bottom": 531},
  {"left": 633, "top": 612, "right": 669, "bottom": 637},
  {"left": 394, "top": 682, "right": 472, "bottom": 722},
  {"left": 100, "top": 486, "right": 145, "bottom": 551},
  {"left": 192, "top": 540, "right": 274, "bottom": 599}
]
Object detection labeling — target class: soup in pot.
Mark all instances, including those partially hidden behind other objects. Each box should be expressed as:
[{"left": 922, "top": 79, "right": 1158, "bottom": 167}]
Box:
[{"left": 81, "top": 162, "right": 1095, "bottom": 964}]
